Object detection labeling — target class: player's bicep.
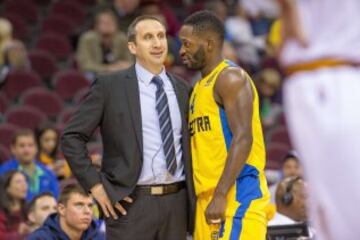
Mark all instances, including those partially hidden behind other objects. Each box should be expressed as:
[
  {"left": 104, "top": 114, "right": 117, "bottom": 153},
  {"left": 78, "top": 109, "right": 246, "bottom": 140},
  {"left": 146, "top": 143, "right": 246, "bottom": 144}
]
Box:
[{"left": 216, "top": 69, "right": 254, "bottom": 136}]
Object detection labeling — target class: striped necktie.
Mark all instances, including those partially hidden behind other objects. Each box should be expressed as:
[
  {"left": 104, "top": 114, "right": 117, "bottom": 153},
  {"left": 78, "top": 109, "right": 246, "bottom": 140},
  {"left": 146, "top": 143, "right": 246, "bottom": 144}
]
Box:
[{"left": 152, "top": 75, "right": 177, "bottom": 175}]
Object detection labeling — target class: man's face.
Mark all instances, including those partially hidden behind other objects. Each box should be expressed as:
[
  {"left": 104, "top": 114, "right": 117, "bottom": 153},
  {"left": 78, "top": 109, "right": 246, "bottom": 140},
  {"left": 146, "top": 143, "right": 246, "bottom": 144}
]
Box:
[
  {"left": 128, "top": 19, "right": 168, "bottom": 71},
  {"left": 59, "top": 193, "right": 94, "bottom": 232},
  {"left": 28, "top": 196, "right": 57, "bottom": 227},
  {"left": 283, "top": 158, "right": 302, "bottom": 178},
  {"left": 96, "top": 13, "right": 117, "bottom": 36},
  {"left": 291, "top": 181, "right": 308, "bottom": 221},
  {"left": 11, "top": 135, "right": 37, "bottom": 164},
  {"left": 179, "top": 25, "right": 207, "bottom": 70}
]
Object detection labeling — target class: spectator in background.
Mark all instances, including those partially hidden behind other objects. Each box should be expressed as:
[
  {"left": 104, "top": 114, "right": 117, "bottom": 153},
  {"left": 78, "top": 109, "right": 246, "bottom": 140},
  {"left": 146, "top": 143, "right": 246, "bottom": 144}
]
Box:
[
  {"left": 269, "top": 176, "right": 308, "bottom": 225},
  {"left": 225, "top": 3, "right": 265, "bottom": 67},
  {"left": 0, "top": 18, "right": 13, "bottom": 86},
  {"left": 0, "top": 129, "right": 59, "bottom": 201},
  {"left": 36, "top": 125, "right": 71, "bottom": 179},
  {"left": 269, "top": 151, "right": 303, "bottom": 203},
  {"left": 255, "top": 67, "right": 282, "bottom": 130},
  {"left": 2, "top": 40, "right": 30, "bottom": 71},
  {"left": 111, "top": 0, "right": 140, "bottom": 32},
  {"left": 77, "top": 9, "right": 132, "bottom": 78},
  {"left": 26, "top": 192, "right": 57, "bottom": 233},
  {"left": 0, "top": 170, "right": 30, "bottom": 239},
  {"left": 239, "top": 0, "right": 279, "bottom": 36},
  {"left": 28, "top": 183, "right": 102, "bottom": 240},
  {"left": 0, "top": 18, "right": 12, "bottom": 65}
]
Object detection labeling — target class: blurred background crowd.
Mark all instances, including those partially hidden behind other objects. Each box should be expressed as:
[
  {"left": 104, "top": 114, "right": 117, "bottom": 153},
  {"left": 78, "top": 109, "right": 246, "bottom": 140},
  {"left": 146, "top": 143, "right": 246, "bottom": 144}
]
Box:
[{"left": 0, "top": 0, "right": 306, "bottom": 238}]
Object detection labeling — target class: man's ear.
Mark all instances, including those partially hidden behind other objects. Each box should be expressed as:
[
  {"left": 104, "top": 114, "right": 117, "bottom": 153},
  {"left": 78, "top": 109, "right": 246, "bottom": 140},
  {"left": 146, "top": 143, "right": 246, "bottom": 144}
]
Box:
[
  {"left": 28, "top": 212, "right": 35, "bottom": 224},
  {"left": 207, "top": 38, "right": 216, "bottom": 52},
  {"left": 128, "top": 42, "right": 136, "bottom": 55},
  {"left": 58, "top": 203, "right": 65, "bottom": 217}
]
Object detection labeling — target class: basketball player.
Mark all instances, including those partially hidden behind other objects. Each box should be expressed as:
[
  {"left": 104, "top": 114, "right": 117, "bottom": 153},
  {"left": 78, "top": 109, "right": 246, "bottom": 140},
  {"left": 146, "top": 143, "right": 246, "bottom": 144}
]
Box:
[
  {"left": 278, "top": 0, "right": 360, "bottom": 239},
  {"left": 179, "top": 11, "right": 270, "bottom": 240}
]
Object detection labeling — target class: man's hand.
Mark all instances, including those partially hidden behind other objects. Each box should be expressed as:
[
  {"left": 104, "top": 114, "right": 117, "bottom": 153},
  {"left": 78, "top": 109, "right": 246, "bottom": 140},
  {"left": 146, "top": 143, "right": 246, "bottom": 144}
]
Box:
[
  {"left": 90, "top": 183, "right": 133, "bottom": 219},
  {"left": 205, "top": 193, "right": 227, "bottom": 225}
]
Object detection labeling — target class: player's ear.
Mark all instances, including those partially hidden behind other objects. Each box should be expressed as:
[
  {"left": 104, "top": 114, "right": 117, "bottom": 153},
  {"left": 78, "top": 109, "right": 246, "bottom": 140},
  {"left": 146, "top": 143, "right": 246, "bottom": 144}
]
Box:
[{"left": 207, "top": 38, "right": 215, "bottom": 52}]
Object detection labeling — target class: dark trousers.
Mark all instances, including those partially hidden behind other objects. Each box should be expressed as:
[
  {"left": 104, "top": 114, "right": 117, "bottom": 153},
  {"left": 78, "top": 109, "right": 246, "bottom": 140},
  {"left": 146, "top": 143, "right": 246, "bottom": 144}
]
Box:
[{"left": 105, "top": 188, "right": 188, "bottom": 240}]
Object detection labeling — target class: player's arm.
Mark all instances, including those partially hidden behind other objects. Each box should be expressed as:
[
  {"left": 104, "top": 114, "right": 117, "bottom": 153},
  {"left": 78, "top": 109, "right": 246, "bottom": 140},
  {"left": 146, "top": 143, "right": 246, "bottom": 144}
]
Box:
[
  {"left": 205, "top": 67, "right": 254, "bottom": 223},
  {"left": 277, "top": 0, "right": 308, "bottom": 47}
]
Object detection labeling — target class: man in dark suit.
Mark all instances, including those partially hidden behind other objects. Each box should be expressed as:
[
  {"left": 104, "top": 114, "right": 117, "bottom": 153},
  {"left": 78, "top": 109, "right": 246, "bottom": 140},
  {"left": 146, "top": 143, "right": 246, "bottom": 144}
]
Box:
[{"left": 61, "top": 15, "right": 195, "bottom": 240}]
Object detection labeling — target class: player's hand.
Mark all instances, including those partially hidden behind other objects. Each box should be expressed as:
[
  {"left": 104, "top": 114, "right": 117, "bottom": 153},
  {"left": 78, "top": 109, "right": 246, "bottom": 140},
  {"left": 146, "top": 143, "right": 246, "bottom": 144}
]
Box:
[
  {"left": 90, "top": 183, "right": 133, "bottom": 219},
  {"left": 205, "top": 193, "right": 227, "bottom": 225}
]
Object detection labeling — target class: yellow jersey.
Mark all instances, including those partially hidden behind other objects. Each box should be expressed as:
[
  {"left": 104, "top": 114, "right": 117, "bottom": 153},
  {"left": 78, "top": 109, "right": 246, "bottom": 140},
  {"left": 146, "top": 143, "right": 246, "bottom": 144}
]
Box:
[{"left": 189, "top": 59, "right": 267, "bottom": 196}]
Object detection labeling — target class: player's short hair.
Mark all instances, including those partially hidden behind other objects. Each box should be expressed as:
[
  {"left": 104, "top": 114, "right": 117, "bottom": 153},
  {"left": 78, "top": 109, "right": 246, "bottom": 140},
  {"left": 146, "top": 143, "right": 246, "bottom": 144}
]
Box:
[
  {"left": 183, "top": 10, "right": 225, "bottom": 45},
  {"left": 127, "top": 15, "right": 166, "bottom": 43},
  {"left": 58, "top": 183, "right": 90, "bottom": 205}
]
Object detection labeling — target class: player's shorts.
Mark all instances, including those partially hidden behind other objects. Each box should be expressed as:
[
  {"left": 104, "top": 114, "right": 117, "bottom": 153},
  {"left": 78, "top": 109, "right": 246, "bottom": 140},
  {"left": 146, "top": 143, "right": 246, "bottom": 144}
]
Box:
[{"left": 194, "top": 175, "right": 270, "bottom": 240}]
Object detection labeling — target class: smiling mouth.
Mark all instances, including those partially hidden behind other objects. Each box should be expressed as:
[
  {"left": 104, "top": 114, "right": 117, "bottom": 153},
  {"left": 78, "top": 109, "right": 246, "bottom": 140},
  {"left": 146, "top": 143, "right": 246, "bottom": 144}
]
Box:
[{"left": 151, "top": 52, "right": 163, "bottom": 57}]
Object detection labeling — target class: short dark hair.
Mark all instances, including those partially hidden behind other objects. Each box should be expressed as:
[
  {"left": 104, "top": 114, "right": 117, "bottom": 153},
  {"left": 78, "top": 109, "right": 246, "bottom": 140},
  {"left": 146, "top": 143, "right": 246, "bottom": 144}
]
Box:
[
  {"left": 26, "top": 192, "right": 55, "bottom": 214},
  {"left": 11, "top": 129, "right": 36, "bottom": 146},
  {"left": 183, "top": 10, "right": 225, "bottom": 45},
  {"left": 283, "top": 150, "right": 299, "bottom": 165},
  {"left": 95, "top": 8, "right": 118, "bottom": 26},
  {"left": 59, "top": 183, "right": 90, "bottom": 205},
  {"left": 127, "top": 15, "right": 165, "bottom": 43}
]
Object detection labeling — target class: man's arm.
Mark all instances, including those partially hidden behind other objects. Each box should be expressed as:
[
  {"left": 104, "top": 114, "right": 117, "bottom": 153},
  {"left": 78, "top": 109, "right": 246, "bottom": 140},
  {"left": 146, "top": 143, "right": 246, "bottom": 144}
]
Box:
[
  {"left": 277, "top": 0, "right": 308, "bottom": 47},
  {"left": 61, "top": 77, "right": 132, "bottom": 219},
  {"left": 205, "top": 67, "right": 254, "bottom": 224},
  {"left": 61, "top": 78, "right": 104, "bottom": 193}
]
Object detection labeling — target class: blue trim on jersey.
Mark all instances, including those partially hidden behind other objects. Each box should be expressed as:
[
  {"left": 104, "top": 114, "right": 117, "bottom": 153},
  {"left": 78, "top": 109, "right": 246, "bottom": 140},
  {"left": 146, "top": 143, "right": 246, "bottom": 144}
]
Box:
[
  {"left": 219, "top": 221, "right": 225, "bottom": 238},
  {"left": 230, "top": 164, "right": 262, "bottom": 240},
  {"left": 219, "top": 107, "right": 232, "bottom": 151},
  {"left": 225, "top": 59, "right": 238, "bottom": 67}
]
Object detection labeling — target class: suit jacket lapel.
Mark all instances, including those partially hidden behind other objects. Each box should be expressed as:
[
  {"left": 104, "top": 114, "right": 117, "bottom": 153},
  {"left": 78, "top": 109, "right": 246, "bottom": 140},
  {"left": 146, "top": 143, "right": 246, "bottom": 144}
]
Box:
[
  {"left": 125, "top": 66, "right": 143, "bottom": 154},
  {"left": 167, "top": 73, "right": 187, "bottom": 124}
]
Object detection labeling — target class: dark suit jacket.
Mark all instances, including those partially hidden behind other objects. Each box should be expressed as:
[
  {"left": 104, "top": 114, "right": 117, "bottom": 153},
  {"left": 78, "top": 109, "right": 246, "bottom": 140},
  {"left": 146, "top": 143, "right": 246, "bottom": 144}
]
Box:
[{"left": 61, "top": 65, "right": 195, "bottom": 231}]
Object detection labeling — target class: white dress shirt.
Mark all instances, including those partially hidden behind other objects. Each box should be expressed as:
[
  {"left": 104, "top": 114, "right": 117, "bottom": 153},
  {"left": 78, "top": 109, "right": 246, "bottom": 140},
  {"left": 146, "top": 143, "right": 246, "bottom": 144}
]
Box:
[{"left": 135, "top": 63, "right": 185, "bottom": 185}]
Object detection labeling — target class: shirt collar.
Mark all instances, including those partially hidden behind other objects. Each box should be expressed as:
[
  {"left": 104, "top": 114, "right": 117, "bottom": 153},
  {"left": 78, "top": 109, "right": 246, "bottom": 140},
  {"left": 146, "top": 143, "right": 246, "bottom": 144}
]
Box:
[{"left": 135, "top": 62, "right": 168, "bottom": 87}]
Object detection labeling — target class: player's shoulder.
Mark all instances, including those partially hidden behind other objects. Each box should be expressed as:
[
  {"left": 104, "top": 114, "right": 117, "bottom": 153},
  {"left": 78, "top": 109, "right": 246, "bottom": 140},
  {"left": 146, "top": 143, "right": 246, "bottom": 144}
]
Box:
[{"left": 217, "top": 65, "right": 250, "bottom": 88}]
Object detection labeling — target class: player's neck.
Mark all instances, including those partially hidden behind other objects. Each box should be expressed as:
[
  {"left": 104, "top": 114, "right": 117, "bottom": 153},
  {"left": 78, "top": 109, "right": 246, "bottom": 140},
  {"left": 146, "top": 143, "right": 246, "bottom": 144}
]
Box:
[{"left": 201, "top": 55, "right": 223, "bottom": 78}]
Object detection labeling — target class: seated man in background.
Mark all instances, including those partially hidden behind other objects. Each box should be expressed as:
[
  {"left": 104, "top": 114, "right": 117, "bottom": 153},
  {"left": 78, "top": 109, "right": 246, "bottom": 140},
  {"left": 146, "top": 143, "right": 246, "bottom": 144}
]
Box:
[
  {"left": 27, "top": 192, "right": 57, "bottom": 233},
  {"left": 269, "top": 151, "right": 303, "bottom": 203},
  {"left": 0, "top": 129, "right": 60, "bottom": 201},
  {"left": 28, "top": 183, "right": 103, "bottom": 240},
  {"left": 269, "top": 176, "right": 307, "bottom": 225},
  {"left": 77, "top": 8, "right": 133, "bottom": 78}
]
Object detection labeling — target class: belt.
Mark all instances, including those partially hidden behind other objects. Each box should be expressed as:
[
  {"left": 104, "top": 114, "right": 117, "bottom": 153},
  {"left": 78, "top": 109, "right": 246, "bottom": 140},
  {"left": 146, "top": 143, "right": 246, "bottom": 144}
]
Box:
[
  {"left": 135, "top": 181, "right": 186, "bottom": 196},
  {"left": 284, "top": 58, "right": 360, "bottom": 76}
]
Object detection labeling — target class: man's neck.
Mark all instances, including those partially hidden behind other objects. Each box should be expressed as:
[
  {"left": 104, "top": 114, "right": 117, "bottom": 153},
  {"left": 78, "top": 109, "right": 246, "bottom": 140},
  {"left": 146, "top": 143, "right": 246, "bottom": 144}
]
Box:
[
  {"left": 201, "top": 55, "right": 223, "bottom": 78},
  {"left": 101, "top": 35, "right": 113, "bottom": 48},
  {"left": 137, "top": 60, "right": 164, "bottom": 75},
  {"left": 19, "top": 161, "right": 36, "bottom": 176},
  {"left": 60, "top": 217, "right": 83, "bottom": 240},
  {"left": 10, "top": 199, "right": 21, "bottom": 212}
]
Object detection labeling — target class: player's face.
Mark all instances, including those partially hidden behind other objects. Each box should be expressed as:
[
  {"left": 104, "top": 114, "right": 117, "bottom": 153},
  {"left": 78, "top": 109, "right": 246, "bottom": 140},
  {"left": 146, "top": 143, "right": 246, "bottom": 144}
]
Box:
[{"left": 179, "top": 25, "right": 206, "bottom": 70}]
